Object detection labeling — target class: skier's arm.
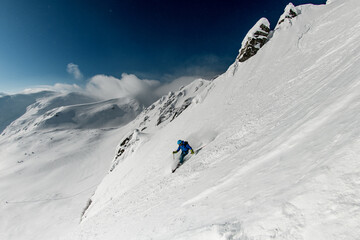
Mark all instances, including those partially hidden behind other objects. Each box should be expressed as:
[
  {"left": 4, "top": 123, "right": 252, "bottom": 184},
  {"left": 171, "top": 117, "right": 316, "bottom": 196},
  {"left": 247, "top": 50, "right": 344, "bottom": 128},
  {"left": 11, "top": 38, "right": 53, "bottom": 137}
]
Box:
[
  {"left": 186, "top": 143, "right": 195, "bottom": 154},
  {"left": 186, "top": 143, "right": 192, "bottom": 150},
  {"left": 173, "top": 145, "right": 180, "bottom": 153}
]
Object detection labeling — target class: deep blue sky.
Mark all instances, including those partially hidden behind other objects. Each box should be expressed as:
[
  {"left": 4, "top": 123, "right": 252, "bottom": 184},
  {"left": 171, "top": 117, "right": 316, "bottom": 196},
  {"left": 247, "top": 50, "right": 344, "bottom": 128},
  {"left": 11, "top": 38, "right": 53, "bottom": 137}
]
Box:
[{"left": 0, "top": 0, "right": 326, "bottom": 92}]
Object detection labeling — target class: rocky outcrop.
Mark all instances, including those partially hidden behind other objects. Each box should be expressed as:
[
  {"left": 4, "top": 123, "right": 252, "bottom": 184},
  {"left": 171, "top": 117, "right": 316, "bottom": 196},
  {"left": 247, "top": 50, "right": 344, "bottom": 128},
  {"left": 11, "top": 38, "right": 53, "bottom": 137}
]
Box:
[
  {"left": 156, "top": 92, "right": 177, "bottom": 126},
  {"left": 110, "top": 129, "right": 143, "bottom": 172},
  {"left": 110, "top": 132, "right": 133, "bottom": 172},
  {"left": 171, "top": 97, "right": 193, "bottom": 121},
  {"left": 275, "top": 3, "right": 301, "bottom": 29},
  {"left": 237, "top": 18, "right": 270, "bottom": 62}
]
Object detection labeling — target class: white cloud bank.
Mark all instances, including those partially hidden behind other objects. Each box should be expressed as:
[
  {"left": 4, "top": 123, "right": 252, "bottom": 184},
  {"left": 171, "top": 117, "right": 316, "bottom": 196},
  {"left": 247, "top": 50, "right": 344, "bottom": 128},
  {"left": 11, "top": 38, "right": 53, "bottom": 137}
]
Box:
[
  {"left": 21, "top": 83, "right": 82, "bottom": 95},
  {"left": 86, "top": 73, "right": 161, "bottom": 105},
  {"left": 154, "top": 76, "right": 200, "bottom": 97},
  {"left": 67, "top": 63, "right": 83, "bottom": 80},
  {"left": 16, "top": 73, "right": 205, "bottom": 107}
]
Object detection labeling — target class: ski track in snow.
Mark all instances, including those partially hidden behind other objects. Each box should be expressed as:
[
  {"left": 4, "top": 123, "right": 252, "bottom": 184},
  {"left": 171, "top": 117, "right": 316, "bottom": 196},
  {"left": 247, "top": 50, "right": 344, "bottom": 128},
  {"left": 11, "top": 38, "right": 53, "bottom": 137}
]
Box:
[{"left": 184, "top": 80, "right": 359, "bottom": 207}]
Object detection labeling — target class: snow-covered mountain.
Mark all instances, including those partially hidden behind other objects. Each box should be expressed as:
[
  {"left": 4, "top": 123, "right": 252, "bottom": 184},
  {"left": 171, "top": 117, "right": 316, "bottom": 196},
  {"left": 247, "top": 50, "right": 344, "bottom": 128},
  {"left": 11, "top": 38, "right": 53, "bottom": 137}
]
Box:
[
  {"left": 1, "top": 91, "right": 144, "bottom": 134},
  {"left": 1, "top": 0, "right": 360, "bottom": 239},
  {"left": 0, "top": 79, "right": 210, "bottom": 240},
  {"left": 0, "top": 91, "right": 53, "bottom": 133},
  {"left": 0, "top": 91, "right": 146, "bottom": 240}
]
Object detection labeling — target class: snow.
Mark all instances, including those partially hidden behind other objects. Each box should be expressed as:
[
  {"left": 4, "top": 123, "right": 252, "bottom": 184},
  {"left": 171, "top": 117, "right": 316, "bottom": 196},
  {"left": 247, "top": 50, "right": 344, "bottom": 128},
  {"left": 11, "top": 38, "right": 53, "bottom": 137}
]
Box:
[
  {"left": 2, "top": 93, "right": 141, "bottom": 135},
  {"left": 1, "top": 0, "right": 360, "bottom": 239},
  {"left": 0, "top": 93, "right": 142, "bottom": 240},
  {"left": 0, "top": 91, "right": 53, "bottom": 133},
  {"left": 326, "top": 0, "right": 340, "bottom": 4},
  {"left": 36, "top": 97, "right": 141, "bottom": 130}
]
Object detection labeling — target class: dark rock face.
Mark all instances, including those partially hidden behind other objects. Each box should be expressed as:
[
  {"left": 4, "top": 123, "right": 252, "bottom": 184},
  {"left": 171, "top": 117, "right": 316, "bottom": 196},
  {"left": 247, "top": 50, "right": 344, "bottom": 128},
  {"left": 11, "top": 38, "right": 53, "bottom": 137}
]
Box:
[
  {"left": 171, "top": 97, "right": 193, "bottom": 122},
  {"left": 156, "top": 91, "right": 193, "bottom": 126},
  {"left": 278, "top": 9, "right": 298, "bottom": 25},
  {"left": 289, "top": 9, "right": 298, "bottom": 18},
  {"left": 110, "top": 129, "right": 143, "bottom": 172},
  {"left": 156, "top": 92, "right": 177, "bottom": 126},
  {"left": 237, "top": 18, "right": 271, "bottom": 62},
  {"left": 133, "top": 79, "right": 208, "bottom": 130},
  {"left": 110, "top": 132, "right": 134, "bottom": 172},
  {"left": 276, "top": 3, "right": 301, "bottom": 28}
]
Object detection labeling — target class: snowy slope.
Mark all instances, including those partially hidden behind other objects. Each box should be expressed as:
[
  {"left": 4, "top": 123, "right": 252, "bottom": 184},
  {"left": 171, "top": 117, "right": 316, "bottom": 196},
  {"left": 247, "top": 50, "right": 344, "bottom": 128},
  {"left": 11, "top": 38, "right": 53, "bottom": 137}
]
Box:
[
  {"left": 65, "top": 0, "right": 360, "bottom": 239},
  {"left": 0, "top": 79, "right": 209, "bottom": 240},
  {"left": 1, "top": 91, "right": 136, "bottom": 134},
  {"left": 0, "top": 91, "right": 54, "bottom": 133},
  {"left": 0, "top": 128, "right": 120, "bottom": 240},
  {"left": 0, "top": 92, "right": 143, "bottom": 240}
]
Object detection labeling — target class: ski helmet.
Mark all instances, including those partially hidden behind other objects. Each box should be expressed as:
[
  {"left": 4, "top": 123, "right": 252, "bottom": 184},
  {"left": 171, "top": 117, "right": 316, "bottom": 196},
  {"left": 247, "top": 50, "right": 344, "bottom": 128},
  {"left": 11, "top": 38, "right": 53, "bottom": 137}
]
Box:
[{"left": 177, "top": 140, "right": 182, "bottom": 145}]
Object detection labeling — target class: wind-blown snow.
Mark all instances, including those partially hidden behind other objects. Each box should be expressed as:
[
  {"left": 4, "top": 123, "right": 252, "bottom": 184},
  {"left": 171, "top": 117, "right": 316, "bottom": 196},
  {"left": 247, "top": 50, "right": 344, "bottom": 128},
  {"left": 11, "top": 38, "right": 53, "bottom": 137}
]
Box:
[{"left": 1, "top": 0, "right": 360, "bottom": 240}]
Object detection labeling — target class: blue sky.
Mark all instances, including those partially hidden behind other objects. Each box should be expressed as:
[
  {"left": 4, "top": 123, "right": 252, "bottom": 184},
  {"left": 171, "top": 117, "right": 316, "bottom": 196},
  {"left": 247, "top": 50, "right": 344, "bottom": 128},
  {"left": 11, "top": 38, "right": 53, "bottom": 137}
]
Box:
[{"left": 0, "top": 0, "right": 326, "bottom": 93}]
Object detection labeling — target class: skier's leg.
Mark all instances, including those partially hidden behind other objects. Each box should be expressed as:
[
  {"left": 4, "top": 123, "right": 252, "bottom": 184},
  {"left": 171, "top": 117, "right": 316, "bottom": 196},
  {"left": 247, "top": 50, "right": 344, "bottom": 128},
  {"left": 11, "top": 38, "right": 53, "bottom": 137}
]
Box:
[
  {"left": 179, "top": 152, "right": 184, "bottom": 164},
  {"left": 179, "top": 152, "right": 188, "bottom": 164}
]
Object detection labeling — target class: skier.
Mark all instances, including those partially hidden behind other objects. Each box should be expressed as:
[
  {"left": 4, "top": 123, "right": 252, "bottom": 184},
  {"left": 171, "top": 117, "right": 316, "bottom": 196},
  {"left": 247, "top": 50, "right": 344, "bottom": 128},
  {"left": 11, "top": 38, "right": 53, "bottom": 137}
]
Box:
[{"left": 173, "top": 140, "right": 194, "bottom": 165}]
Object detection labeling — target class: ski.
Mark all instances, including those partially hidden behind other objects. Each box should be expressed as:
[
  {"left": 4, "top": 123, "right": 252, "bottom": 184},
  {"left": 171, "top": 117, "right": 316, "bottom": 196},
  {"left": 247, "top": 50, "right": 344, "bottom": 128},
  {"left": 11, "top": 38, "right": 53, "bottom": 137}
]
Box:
[{"left": 172, "top": 163, "right": 182, "bottom": 173}]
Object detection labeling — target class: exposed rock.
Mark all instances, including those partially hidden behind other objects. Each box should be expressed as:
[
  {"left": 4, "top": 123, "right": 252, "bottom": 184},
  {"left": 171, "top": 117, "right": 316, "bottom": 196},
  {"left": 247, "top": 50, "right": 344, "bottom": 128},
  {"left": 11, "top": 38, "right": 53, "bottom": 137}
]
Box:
[
  {"left": 81, "top": 198, "right": 92, "bottom": 220},
  {"left": 276, "top": 3, "right": 301, "bottom": 29},
  {"left": 237, "top": 18, "right": 270, "bottom": 62},
  {"left": 127, "top": 79, "right": 209, "bottom": 129},
  {"left": 156, "top": 92, "right": 177, "bottom": 126},
  {"left": 110, "top": 131, "right": 135, "bottom": 172},
  {"left": 139, "top": 115, "right": 149, "bottom": 127},
  {"left": 171, "top": 97, "right": 193, "bottom": 122},
  {"left": 157, "top": 93, "right": 194, "bottom": 126}
]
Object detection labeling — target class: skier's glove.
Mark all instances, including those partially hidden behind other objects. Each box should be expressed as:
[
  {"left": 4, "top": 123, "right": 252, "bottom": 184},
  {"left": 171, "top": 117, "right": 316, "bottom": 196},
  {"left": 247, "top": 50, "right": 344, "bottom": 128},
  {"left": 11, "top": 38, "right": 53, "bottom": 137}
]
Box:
[
  {"left": 191, "top": 149, "right": 194, "bottom": 154},
  {"left": 173, "top": 151, "right": 178, "bottom": 154}
]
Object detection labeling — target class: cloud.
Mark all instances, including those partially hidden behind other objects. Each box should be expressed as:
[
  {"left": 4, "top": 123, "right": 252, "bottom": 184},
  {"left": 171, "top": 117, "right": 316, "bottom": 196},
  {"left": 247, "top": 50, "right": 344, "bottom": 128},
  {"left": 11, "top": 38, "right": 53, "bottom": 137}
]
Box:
[
  {"left": 155, "top": 76, "right": 200, "bottom": 96},
  {"left": 67, "top": 63, "right": 83, "bottom": 80},
  {"left": 85, "top": 73, "right": 161, "bottom": 105},
  {"left": 16, "top": 72, "right": 206, "bottom": 107},
  {"left": 21, "top": 83, "right": 82, "bottom": 94},
  {"left": 50, "top": 83, "right": 83, "bottom": 92},
  {"left": 154, "top": 54, "right": 225, "bottom": 84}
]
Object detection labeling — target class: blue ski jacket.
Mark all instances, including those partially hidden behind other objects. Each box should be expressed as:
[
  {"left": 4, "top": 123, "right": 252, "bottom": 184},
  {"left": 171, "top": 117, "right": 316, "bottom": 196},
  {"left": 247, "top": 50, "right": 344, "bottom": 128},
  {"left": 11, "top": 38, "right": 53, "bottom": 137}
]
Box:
[{"left": 176, "top": 141, "right": 193, "bottom": 153}]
